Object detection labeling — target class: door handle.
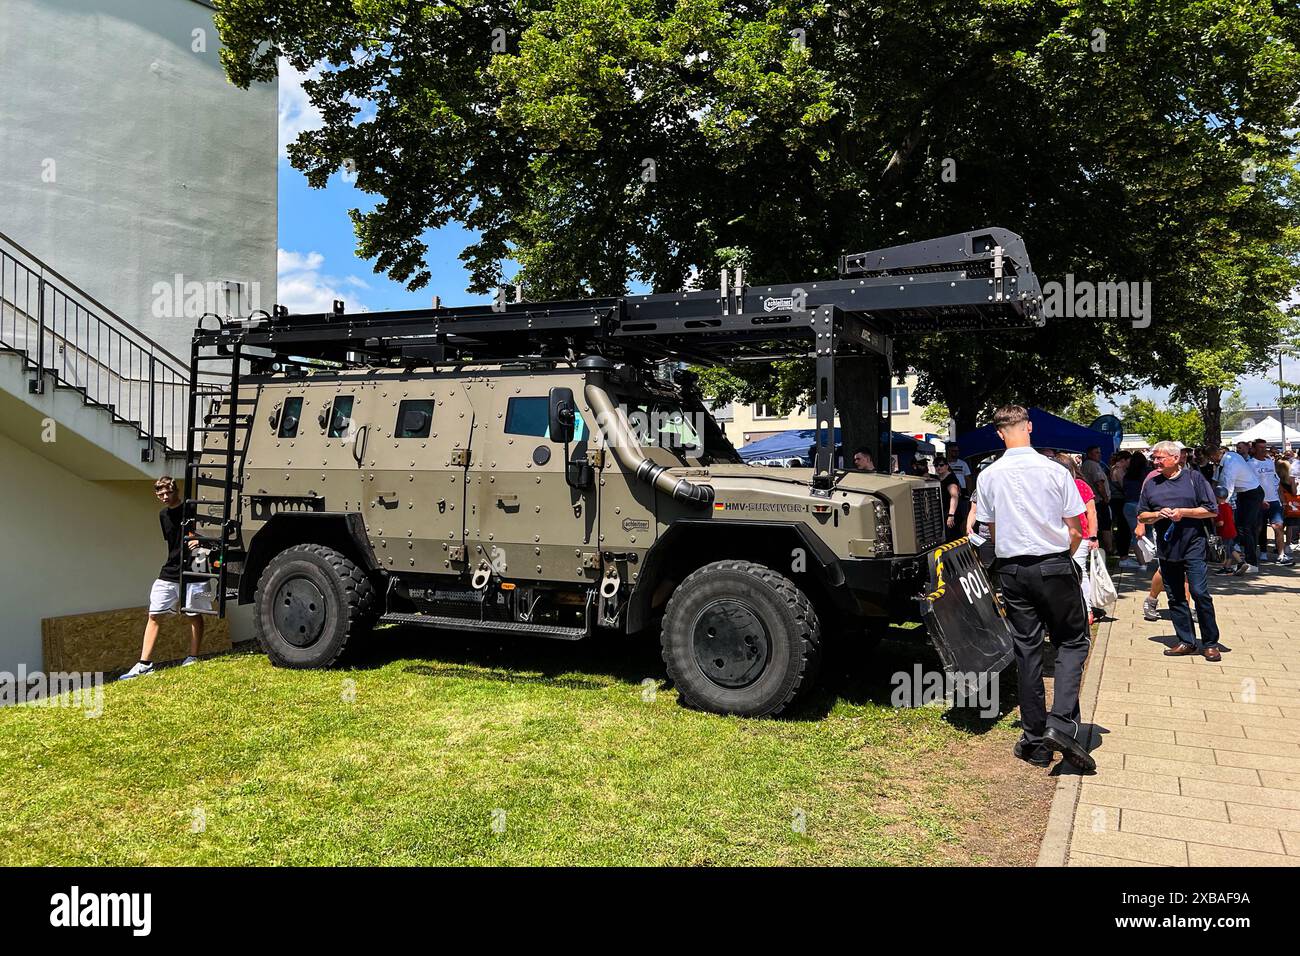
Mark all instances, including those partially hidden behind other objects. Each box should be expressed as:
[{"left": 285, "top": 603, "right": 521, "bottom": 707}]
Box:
[{"left": 352, "top": 424, "right": 369, "bottom": 466}]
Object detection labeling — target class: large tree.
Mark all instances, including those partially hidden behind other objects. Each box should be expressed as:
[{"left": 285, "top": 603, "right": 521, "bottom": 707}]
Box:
[{"left": 215, "top": 0, "right": 1300, "bottom": 449}]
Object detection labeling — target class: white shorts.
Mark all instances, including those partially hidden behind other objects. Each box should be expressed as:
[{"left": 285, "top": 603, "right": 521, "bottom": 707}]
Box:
[{"left": 148, "top": 579, "right": 213, "bottom": 617}]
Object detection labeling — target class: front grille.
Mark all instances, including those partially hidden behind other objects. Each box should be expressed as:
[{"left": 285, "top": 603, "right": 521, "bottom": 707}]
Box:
[{"left": 911, "top": 485, "right": 946, "bottom": 551}]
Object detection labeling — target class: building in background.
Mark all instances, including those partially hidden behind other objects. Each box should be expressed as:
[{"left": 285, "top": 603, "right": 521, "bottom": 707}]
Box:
[
  {"left": 718, "top": 373, "right": 936, "bottom": 448},
  {"left": 0, "top": 0, "right": 276, "bottom": 674}
]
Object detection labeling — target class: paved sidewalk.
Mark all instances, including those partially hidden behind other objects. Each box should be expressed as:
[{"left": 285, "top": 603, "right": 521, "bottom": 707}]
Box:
[{"left": 1057, "top": 561, "right": 1300, "bottom": 866}]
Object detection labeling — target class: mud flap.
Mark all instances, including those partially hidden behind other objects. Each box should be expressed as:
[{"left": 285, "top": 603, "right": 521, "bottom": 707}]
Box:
[{"left": 918, "top": 538, "right": 1014, "bottom": 682}]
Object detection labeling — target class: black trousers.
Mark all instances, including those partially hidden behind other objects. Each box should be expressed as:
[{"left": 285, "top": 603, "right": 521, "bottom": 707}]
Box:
[
  {"left": 995, "top": 551, "right": 1092, "bottom": 747},
  {"left": 1235, "top": 487, "right": 1264, "bottom": 565}
]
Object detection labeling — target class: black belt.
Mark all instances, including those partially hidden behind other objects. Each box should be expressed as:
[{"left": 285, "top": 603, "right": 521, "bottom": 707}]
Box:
[{"left": 996, "top": 550, "right": 1072, "bottom": 566}]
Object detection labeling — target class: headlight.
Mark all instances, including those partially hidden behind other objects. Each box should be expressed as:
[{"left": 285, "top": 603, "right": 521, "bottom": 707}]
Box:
[{"left": 872, "top": 499, "right": 893, "bottom": 557}]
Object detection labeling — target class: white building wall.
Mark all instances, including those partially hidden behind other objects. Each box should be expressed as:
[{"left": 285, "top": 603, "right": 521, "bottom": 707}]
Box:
[{"left": 0, "top": 0, "right": 277, "bottom": 360}]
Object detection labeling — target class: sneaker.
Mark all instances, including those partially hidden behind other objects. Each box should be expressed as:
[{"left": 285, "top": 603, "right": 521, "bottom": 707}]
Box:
[
  {"left": 181, "top": 656, "right": 199, "bottom": 667},
  {"left": 118, "top": 661, "right": 155, "bottom": 681},
  {"left": 1142, "top": 597, "right": 1160, "bottom": 621},
  {"left": 1118, "top": 558, "right": 1141, "bottom": 571},
  {"left": 1241, "top": 564, "right": 1260, "bottom": 574},
  {"left": 1214, "top": 566, "right": 1234, "bottom": 575},
  {"left": 1278, "top": 555, "right": 1295, "bottom": 566}
]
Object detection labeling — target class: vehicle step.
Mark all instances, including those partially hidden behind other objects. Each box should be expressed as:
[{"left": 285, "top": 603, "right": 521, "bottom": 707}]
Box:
[{"left": 379, "top": 612, "right": 587, "bottom": 641}]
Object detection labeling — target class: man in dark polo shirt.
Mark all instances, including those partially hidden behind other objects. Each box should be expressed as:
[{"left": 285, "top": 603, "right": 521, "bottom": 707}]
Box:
[{"left": 1138, "top": 440, "right": 1222, "bottom": 661}]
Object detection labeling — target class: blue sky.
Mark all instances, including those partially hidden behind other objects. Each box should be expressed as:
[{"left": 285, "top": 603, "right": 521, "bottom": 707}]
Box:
[{"left": 276, "top": 63, "right": 1295, "bottom": 411}]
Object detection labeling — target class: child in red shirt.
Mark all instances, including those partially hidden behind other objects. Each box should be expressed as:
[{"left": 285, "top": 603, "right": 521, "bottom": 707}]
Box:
[{"left": 1213, "top": 486, "right": 1242, "bottom": 575}]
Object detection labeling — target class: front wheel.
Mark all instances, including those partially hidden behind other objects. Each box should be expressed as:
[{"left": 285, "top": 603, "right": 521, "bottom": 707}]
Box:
[
  {"left": 660, "top": 560, "right": 820, "bottom": 717},
  {"left": 254, "top": 544, "right": 376, "bottom": 668}
]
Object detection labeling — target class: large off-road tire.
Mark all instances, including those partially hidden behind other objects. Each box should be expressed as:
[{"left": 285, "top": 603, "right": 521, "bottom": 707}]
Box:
[
  {"left": 254, "top": 544, "right": 376, "bottom": 668},
  {"left": 660, "top": 560, "right": 821, "bottom": 717}
]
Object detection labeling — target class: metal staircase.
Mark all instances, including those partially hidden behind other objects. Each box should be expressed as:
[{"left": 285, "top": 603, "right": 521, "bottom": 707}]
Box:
[{"left": 0, "top": 229, "right": 208, "bottom": 460}]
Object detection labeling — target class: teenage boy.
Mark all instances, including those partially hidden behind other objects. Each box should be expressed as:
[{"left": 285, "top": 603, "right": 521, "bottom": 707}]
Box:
[{"left": 119, "top": 477, "right": 212, "bottom": 679}]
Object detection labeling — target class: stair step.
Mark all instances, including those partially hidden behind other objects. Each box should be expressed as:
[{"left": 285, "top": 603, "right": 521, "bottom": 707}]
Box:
[
  {"left": 192, "top": 475, "right": 241, "bottom": 489},
  {"left": 379, "top": 612, "right": 587, "bottom": 641}
]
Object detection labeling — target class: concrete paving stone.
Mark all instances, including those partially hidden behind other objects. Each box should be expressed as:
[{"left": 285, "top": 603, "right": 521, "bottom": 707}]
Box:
[
  {"left": 1068, "top": 851, "right": 1167, "bottom": 867},
  {"left": 1258, "top": 771, "right": 1300, "bottom": 791},
  {"left": 1129, "top": 683, "right": 1233, "bottom": 702},
  {"left": 1123, "top": 755, "right": 1261, "bottom": 785},
  {"left": 1245, "top": 724, "right": 1300, "bottom": 744},
  {"left": 1070, "top": 824, "right": 1188, "bottom": 866},
  {"left": 1226, "top": 802, "right": 1300, "bottom": 832},
  {"left": 1094, "top": 702, "right": 1208, "bottom": 722},
  {"left": 1119, "top": 711, "right": 1219, "bottom": 732},
  {"left": 1081, "top": 783, "right": 1227, "bottom": 820},
  {"left": 1190, "top": 699, "right": 1284, "bottom": 718},
  {"left": 1185, "top": 844, "right": 1299, "bottom": 866},
  {"left": 1282, "top": 831, "right": 1300, "bottom": 856},
  {"left": 1100, "top": 725, "right": 1177, "bottom": 744},
  {"left": 1120, "top": 808, "right": 1285, "bottom": 853},
  {"left": 1097, "top": 737, "right": 1218, "bottom": 764},
  {"left": 1179, "top": 777, "right": 1300, "bottom": 811},
  {"left": 1086, "top": 767, "right": 1181, "bottom": 794},
  {"left": 1213, "top": 750, "right": 1300, "bottom": 773},
  {"left": 1091, "top": 749, "right": 1125, "bottom": 770},
  {"left": 1232, "top": 692, "right": 1300, "bottom": 706},
  {"left": 1174, "top": 732, "right": 1300, "bottom": 757}
]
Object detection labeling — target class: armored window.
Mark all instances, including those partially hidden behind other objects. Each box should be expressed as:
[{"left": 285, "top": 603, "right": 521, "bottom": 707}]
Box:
[
  {"left": 395, "top": 399, "right": 433, "bottom": 438},
  {"left": 505, "top": 396, "right": 587, "bottom": 440},
  {"left": 277, "top": 396, "right": 303, "bottom": 438},
  {"left": 327, "top": 396, "right": 354, "bottom": 438}
]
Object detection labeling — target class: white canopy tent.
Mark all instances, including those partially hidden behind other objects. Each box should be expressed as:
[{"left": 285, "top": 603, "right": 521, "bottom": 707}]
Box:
[{"left": 1233, "top": 415, "right": 1300, "bottom": 446}]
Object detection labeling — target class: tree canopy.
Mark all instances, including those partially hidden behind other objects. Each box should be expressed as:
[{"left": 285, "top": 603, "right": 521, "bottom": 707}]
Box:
[{"left": 214, "top": 0, "right": 1300, "bottom": 435}]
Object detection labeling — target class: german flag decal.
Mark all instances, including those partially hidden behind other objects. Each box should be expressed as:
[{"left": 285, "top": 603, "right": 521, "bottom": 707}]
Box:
[{"left": 713, "top": 501, "right": 725, "bottom": 510}]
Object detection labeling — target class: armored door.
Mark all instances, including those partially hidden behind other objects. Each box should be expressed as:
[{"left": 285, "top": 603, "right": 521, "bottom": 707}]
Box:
[
  {"left": 365, "top": 375, "right": 474, "bottom": 576},
  {"left": 464, "top": 373, "right": 600, "bottom": 586}
]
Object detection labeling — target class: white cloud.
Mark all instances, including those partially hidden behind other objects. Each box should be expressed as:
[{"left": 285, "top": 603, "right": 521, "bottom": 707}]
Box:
[
  {"left": 277, "top": 248, "right": 369, "bottom": 314},
  {"left": 278, "top": 58, "right": 322, "bottom": 160}
]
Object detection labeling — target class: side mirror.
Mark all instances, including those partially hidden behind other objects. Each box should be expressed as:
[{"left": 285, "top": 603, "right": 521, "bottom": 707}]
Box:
[{"left": 548, "top": 386, "right": 576, "bottom": 444}]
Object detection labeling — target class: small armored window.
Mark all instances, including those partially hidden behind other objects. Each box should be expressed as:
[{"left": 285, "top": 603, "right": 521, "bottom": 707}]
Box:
[
  {"left": 505, "top": 396, "right": 587, "bottom": 440},
  {"left": 327, "top": 395, "right": 355, "bottom": 438},
  {"left": 278, "top": 396, "right": 303, "bottom": 438},
  {"left": 395, "top": 399, "right": 433, "bottom": 438}
]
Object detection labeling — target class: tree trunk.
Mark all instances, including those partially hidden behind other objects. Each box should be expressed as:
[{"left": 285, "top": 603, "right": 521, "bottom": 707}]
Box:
[{"left": 1204, "top": 387, "right": 1222, "bottom": 448}]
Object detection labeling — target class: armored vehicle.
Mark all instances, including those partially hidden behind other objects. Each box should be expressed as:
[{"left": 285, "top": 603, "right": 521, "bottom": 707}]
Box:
[{"left": 183, "top": 228, "right": 1042, "bottom": 716}]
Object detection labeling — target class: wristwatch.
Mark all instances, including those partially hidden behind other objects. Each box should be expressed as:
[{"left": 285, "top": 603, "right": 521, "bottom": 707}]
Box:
[{"left": 1088, "top": 536, "right": 1098, "bottom": 541}]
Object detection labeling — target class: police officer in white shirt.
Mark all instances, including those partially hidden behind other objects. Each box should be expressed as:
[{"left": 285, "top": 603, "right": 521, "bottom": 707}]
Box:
[
  {"left": 1209, "top": 445, "right": 1264, "bottom": 569},
  {"left": 974, "top": 405, "right": 1095, "bottom": 772}
]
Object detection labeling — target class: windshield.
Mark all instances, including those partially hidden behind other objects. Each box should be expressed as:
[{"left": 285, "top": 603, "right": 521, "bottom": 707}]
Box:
[{"left": 615, "top": 393, "right": 740, "bottom": 465}]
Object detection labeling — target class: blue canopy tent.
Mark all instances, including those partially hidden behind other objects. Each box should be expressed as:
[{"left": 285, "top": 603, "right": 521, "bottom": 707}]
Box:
[
  {"left": 736, "top": 428, "right": 932, "bottom": 470},
  {"left": 953, "top": 408, "right": 1116, "bottom": 463}
]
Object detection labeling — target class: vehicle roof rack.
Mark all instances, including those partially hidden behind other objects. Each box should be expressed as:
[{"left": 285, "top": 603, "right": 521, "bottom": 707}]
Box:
[{"left": 194, "top": 227, "right": 1041, "bottom": 369}]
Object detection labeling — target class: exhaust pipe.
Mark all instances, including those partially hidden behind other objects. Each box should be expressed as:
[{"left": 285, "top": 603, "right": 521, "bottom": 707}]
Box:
[{"left": 585, "top": 382, "right": 715, "bottom": 508}]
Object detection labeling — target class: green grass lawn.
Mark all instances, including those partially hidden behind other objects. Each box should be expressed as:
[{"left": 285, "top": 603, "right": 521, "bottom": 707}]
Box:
[{"left": 0, "top": 627, "right": 1054, "bottom": 866}]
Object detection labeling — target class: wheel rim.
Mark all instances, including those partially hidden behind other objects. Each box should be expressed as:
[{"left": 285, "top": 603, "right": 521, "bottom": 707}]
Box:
[
  {"left": 272, "top": 576, "right": 327, "bottom": 648},
  {"left": 691, "top": 600, "right": 771, "bottom": 689}
]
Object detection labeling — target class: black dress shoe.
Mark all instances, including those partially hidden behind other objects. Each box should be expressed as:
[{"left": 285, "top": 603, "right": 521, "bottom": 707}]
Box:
[
  {"left": 1014, "top": 739, "right": 1053, "bottom": 767},
  {"left": 1043, "top": 727, "right": 1097, "bottom": 773},
  {"left": 1164, "top": 642, "right": 1198, "bottom": 657}
]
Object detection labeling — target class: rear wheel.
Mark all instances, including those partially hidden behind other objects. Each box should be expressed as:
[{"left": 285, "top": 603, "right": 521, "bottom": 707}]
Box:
[
  {"left": 254, "top": 544, "right": 376, "bottom": 668},
  {"left": 660, "top": 560, "right": 820, "bottom": 717}
]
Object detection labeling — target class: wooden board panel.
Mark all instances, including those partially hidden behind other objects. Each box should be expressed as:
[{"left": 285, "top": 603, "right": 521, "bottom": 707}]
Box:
[{"left": 42, "top": 607, "right": 231, "bottom": 673}]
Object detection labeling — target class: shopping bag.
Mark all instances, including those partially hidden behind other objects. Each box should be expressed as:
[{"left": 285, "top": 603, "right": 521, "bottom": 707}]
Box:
[
  {"left": 1134, "top": 533, "right": 1157, "bottom": 565},
  {"left": 1089, "top": 548, "right": 1117, "bottom": 614}
]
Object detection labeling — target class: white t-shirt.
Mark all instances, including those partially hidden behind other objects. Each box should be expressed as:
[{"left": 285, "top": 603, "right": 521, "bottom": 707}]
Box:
[
  {"left": 948, "top": 458, "right": 971, "bottom": 490},
  {"left": 974, "top": 446, "right": 1086, "bottom": 558},
  {"left": 1289, "top": 458, "right": 1300, "bottom": 483},
  {"left": 1249, "top": 456, "right": 1281, "bottom": 502}
]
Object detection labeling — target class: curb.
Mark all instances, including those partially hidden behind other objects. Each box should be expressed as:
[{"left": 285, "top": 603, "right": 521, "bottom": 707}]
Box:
[{"left": 1035, "top": 563, "right": 1135, "bottom": 867}]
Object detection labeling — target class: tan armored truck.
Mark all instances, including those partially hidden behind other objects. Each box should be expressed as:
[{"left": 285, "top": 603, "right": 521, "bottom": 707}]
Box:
[{"left": 183, "top": 228, "right": 1042, "bottom": 716}]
